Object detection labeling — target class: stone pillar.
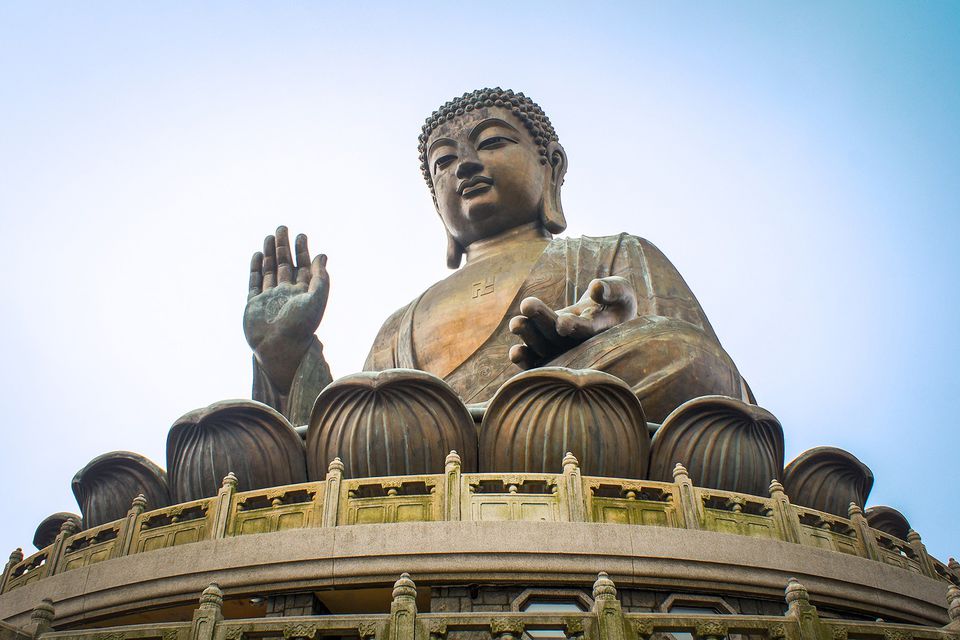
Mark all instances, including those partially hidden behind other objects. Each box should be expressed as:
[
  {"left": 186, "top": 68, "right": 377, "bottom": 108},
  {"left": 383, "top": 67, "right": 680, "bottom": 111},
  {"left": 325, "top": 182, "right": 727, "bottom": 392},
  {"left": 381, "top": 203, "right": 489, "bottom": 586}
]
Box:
[
  {"left": 114, "top": 494, "right": 148, "bottom": 559},
  {"left": 561, "top": 452, "right": 586, "bottom": 523},
  {"left": 444, "top": 451, "right": 462, "bottom": 521},
  {"left": 672, "top": 464, "right": 701, "bottom": 531},
  {"left": 387, "top": 574, "right": 417, "bottom": 640},
  {"left": 190, "top": 584, "right": 224, "bottom": 640},
  {"left": 905, "top": 529, "right": 937, "bottom": 579},
  {"left": 846, "top": 503, "right": 880, "bottom": 562},
  {"left": 591, "top": 572, "right": 626, "bottom": 640},
  {"left": 768, "top": 481, "right": 802, "bottom": 545},
  {"left": 322, "top": 458, "right": 344, "bottom": 528},
  {"left": 212, "top": 472, "right": 238, "bottom": 539},
  {"left": 784, "top": 578, "right": 821, "bottom": 640},
  {"left": 48, "top": 518, "right": 81, "bottom": 574},
  {"left": 27, "top": 599, "right": 54, "bottom": 638},
  {"left": 1, "top": 548, "right": 23, "bottom": 593},
  {"left": 947, "top": 585, "right": 960, "bottom": 631}
]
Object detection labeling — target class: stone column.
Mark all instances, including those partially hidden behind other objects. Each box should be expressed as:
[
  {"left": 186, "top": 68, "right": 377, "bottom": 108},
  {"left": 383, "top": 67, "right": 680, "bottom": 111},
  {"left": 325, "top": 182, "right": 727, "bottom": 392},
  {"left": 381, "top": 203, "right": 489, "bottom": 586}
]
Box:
[
  {"left": 905, "top": 529, "right": 937, "bottom": 579},
  {"left": 322, "top": 458, "right": 344, "bottom": 527},
  {"left": 947, "top": 585, "right": 960, "bottom": 631},
  {"left": 846, "top": 503, "right": 880, "bottom": 562},
  {"left": 561, "top": 453, "right": 586, "bottom": 523},
  {"left": 767, "top": 480, "right": 802, "bottom": 545},
  {"left": 444, "top": 451, "right": 462, "bottom": 521},
  {"left": 0, "top": 548, "right": 23, "bottom": 593},
  {"left": 212, "top": 473, "right": 238, "bottom": 539},
  {"left": 48, "top": 518, "right": 81, "bottom": 574},
  {"left": 189, "top": 584, "right": 224, "bottom": 640},
  {"left": 591, "top": 573, "right": 626, "bottom": 640},
  {"left": 114, "top": 494, "right": 148, "bottom": 559},
  {"left": 672, "top": 465, "right": 701, "bottom": 531},
  {"left": 387, "top": 574, "right": 417, "bottom": 640},
  {"left": 784, "top": 578, "right": 821, "bottom": 640}
]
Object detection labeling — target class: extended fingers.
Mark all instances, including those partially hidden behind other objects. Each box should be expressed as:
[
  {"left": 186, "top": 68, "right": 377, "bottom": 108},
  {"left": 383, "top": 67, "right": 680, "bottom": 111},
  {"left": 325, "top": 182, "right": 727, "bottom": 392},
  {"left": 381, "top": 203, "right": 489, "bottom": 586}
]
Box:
[
  {"left": 556, "top": 312, "right": 596, "bottom": 340},
  {"left": 519, "top": 297, "right": 565, "bottom": 344},
  {"left": 248, "top": 251, "right": 263, "bottom": 299},
  {"left": 295, "top": 233, "right": 311, "bottom": 285},
  {"left": 275, "top": 226, "right": 294, "bottom": 284},
  {"left": 262, "top": 235, "right": 277, "bottom": 290},
  {"left": 588, "top": 276, "right": 637, "bottom": 310},
  {"left": 509, "top": 344, "right": 537, "bottom": 370},
  {"left": 509, "top": 315, "right": 553, "bottom": 358}
]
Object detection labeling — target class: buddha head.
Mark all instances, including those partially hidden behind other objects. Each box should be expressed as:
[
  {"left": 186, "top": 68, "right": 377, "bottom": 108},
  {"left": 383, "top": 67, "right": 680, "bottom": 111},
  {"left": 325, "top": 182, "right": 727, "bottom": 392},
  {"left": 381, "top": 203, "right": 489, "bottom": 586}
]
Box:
[{"left": 419, "top": 88, "right": 568, "bottom": 268}]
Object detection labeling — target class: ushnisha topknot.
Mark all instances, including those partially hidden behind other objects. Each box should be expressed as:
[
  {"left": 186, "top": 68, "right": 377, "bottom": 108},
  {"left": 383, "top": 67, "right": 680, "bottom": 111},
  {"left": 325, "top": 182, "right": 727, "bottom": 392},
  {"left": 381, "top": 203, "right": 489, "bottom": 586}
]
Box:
[{"left": 418, "top": 88, "right": 560, "bottom": 195}]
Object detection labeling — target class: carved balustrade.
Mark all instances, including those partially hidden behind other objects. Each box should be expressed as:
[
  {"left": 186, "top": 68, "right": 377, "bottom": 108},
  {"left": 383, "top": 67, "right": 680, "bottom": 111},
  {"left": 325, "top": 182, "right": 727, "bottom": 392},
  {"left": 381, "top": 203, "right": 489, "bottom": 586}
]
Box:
[
  {"left": 4, "top": 455, "right": 959, "bottom": 595},
  {"left": 25, "top": 574, "right": 960, "bottom": 640}
]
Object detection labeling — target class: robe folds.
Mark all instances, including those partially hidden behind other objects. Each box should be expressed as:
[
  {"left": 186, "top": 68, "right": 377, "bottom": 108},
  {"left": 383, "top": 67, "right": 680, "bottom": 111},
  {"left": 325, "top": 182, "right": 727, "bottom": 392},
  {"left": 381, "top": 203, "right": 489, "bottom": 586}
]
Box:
[{"left": 363, "top": 234, "right": 746, "bottom": 423}]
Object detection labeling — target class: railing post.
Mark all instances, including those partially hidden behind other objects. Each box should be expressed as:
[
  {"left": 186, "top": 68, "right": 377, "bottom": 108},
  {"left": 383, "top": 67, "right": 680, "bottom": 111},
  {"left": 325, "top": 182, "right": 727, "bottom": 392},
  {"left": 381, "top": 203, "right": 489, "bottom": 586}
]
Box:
[
  {"left": 768, "top": 480, "right": 802, "bottom": 545},
  {"left": 388, "top": 573, "right": 417, "bottom": 640},
  {"left": 846, "top": 503, "right": 880, "bottom": 561},
  {"left": 48, "top": 518, "right": 81, "bottom": 574},
  {"left": 28, "top": 599, "right": 55, "bottom": 638},
  {"left": 672, "top": 464, "right": 701, "bottom": 530},
  {"left": 561, "top": 452, "right": 586, "bottom": 522},
  {"left": 443, "top": 451, "right": 462, "bottom": 521},
  {"left": 949, "top": 557, "right": 960, "bottom": 578},
  {"left": 113, "top": 494, "right": 148, "bottom": 559},
  {"left": 906, "top": 529, "right": 937, "bottom": 578},
  {"left": 212, "top": 472, "right": 238, "bottom": 539},
  {"left": 591, "top": 572, "right": 627, "bottom": 640},
  {"left": 1, "top": 548, "right": 23, "bottom": 593},
  {"left": 190, "top": 583, "right": 224, "bottom": 640},
  {"left": 947, "top": 585, "right": 960, "bottom": 631},
  {"left": 784, "top": 578, "right": 822, "bottom": 640},
  {"left": 322, "top": 458, "right": 344, "bottom": 527}
]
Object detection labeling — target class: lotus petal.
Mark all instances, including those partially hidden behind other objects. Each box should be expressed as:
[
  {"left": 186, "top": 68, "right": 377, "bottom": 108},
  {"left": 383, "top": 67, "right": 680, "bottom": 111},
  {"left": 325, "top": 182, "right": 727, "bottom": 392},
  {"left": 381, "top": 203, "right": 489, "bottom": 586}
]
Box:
[
  {"left": 306, "top": 369, "right": 477, "bottom": 479},
  {"left": 167, "top": 399, "right": 307, "bottom": 502},
  {"left": 480, "top": 367, "right": 649, "bottom": 477},
  {"left": 33, "top": 512, "right": 81, "bottom": 549},
  {"left": 649, "top": 395, "right": 783, "bottom": 496},
  {"left": 865, "top": 505, "right": 911, "bottom": 540},
  {"left": 72, "top": 451, "right": 170, "bottom": 528},
  {"left": 783, "top": 446, "right": 874, "bottom": 517}
]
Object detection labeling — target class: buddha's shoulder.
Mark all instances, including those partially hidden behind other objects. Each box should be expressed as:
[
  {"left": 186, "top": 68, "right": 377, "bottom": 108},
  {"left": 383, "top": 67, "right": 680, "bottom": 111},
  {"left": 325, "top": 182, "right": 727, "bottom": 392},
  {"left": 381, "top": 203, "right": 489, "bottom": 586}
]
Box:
[{"left": 553, "top": 233, "right": 663, "bottom": 253}]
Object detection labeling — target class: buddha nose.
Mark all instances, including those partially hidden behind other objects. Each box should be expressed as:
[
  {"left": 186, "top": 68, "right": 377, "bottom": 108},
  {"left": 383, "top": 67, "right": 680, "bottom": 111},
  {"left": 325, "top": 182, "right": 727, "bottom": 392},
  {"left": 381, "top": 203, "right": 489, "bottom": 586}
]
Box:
[{"left": 456, "top": 149, "right": 483, "bottom": 179}]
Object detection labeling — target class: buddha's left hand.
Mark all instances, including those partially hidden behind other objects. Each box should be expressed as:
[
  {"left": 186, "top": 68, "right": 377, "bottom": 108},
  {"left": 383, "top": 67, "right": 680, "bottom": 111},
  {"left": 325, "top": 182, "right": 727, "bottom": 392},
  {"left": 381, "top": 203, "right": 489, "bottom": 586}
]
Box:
[{"left": 508, "top": 276, "right": 638, "bottom": 369}]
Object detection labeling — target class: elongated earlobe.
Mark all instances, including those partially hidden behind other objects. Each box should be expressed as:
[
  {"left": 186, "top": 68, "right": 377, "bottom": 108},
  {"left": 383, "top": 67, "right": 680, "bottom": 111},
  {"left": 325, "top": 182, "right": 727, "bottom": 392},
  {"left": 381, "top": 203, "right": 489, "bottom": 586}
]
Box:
[
  {"left": 541, "top": 142, "right": 567, "bottom": 233},
  {"left": 446, "top": 231, "right": 464, "bottom": 269}
]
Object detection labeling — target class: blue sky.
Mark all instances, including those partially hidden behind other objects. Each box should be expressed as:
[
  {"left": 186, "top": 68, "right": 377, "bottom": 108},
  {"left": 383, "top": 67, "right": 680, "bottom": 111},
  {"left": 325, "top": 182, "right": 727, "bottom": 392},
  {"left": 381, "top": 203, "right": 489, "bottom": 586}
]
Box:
[{"left": 0, "top": 2, "right": 957, "bottom": 564}]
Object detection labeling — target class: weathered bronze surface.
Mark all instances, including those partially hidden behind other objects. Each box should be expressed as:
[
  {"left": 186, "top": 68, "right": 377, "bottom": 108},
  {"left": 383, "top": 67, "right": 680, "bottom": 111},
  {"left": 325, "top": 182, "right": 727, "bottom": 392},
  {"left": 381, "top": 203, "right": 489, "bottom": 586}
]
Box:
[
  {"left": 648, "top": 395, "right": 783, "bottom": 496},
  {"left": 244, "top": 89, "right": 746, "bottom": 426},
  {"left": 865, "top": 505, "right": 911, "bottom": 540},
  {"left": 166, "top": 399, "right": 307, "bottom": 502},
  {"left": 71, "top": 451, "right": 170, "bottom": 529},
  {"left": 479, "top": 367, "right": 649, "bottom": 477},
  {"left": 306, "top": 369, "right": 477, "bottom": 479},
  {"left": 782, "top": 447, "right": 874, "bottom": 517}
]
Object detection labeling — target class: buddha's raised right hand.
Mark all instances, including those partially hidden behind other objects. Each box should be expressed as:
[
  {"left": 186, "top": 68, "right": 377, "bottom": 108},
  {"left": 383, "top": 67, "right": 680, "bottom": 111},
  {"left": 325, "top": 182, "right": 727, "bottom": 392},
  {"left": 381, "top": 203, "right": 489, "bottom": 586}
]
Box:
[{"left": 243, "top": 226, "right": 329, "bottom": 392}]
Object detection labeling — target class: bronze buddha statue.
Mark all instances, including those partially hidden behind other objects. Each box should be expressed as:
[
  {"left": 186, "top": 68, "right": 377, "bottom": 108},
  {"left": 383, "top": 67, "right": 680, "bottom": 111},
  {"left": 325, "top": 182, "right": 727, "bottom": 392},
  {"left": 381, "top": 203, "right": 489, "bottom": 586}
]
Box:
[{"left": 243, "top": 88, "right": 749, "bottom": 427}]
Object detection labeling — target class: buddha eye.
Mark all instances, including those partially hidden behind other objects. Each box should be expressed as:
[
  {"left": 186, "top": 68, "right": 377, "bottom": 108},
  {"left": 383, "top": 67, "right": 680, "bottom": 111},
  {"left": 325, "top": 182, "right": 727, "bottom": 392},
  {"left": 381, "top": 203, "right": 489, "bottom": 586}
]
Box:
[
  {"left": 478, "top": 135, "right": 516, "bottom": 150},
  {"left": 433, "top": 154, "right": 456, "bottom": 174}
]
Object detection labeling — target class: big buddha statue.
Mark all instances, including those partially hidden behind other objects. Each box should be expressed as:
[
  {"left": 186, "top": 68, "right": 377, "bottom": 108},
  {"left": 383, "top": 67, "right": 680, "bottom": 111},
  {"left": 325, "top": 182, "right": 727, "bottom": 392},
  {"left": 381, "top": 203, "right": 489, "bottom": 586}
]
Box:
[{"left": 242, "top": 88, "right": 750, "bottom": 428}]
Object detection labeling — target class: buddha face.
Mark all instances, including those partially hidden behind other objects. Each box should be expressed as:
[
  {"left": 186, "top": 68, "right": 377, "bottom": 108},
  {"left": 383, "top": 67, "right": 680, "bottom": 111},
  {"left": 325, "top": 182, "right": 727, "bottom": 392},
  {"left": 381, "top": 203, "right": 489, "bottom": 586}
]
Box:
[{"left": 427, "top": 107, "right": 550, "bottom": 249}]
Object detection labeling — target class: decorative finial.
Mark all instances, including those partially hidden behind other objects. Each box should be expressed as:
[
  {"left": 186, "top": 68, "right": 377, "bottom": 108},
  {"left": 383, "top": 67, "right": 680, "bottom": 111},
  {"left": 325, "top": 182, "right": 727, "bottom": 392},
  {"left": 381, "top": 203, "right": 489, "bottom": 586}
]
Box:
[
  {"left": 672, "top": 463, "right": 689, "bottom": 480},
  {"left": 906, "top": 529, "right": 922, "bottom": 544},
  {"left": 847, "top": 503, "right": 862, "bottom": 517},
  {"left": 784, "top": 577, "right": 809, "bottom": 605},
  {"left": 592, "top": 571, "right": 617, "bottom": 600},
  {"left": 769, "top": 479, "right": 785, "bottom": 495},
  {"left": 132, "top": 494, "right": 147, "bottom": 510},
  {"left": 562, "top": 452, "right": 579, "bottom": 469},
  {"left": 9, "top": 548, "right": 23, "bottom": 563},
  {"left": 30, "top": 598, "right": 54, "bottom": 624},
  {"left": 59, "top": 518, "right": 80, "bottom": 536},
  {"left": 328, "top": 457, "right": 344, "bottom": 473},
  {"left": 392, "top": 572, "right": 417, "bottom": 600},
  {"left": 949, "top": 557, "right": 959, "bottom": 572},
  {"left": 445, "top": 450, "right": 461, "bottom": 467},
  {"left": 948, "top": 584, "right": 960, "bottom": 622},
  {"left": 221, "top": 472, "right": 238, "bottom": 489},
  {"left": 199, "top": 583, "right": 223, "bottom": 608}
]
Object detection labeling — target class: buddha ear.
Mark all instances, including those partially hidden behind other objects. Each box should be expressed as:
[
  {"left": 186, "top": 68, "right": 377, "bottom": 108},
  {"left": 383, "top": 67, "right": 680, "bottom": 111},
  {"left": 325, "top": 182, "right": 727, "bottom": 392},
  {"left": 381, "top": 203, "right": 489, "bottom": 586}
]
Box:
[
  {"left": 541, "top": 141, "right": 567, "bottom": 234},
  {"left": 446, "top": 230, "right": 464, "bottom": 269}
]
